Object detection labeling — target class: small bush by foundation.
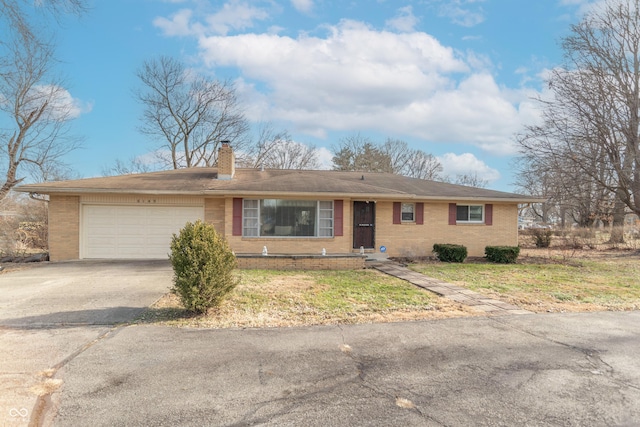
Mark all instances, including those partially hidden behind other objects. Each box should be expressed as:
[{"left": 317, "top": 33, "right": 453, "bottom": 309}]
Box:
[
  {"left": 485, "top": 246, "right": 520, "bottom": 264},
  {"left": 433, "top": 243, "right": 467, "bottom": 263}
]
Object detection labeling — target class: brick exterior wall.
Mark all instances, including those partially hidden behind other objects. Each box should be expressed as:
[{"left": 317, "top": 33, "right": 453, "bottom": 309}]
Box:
[
  {"left": 237, "top": 255, "right": 365, "bottom": 270},
  {"left": 47, "top": 194, "right": 518, "bottom": 262},
  {"left": 48, "top": 195, "right": 80, "bottom": 261},
  {"left": 204, "top": 198, "right": 225, "bottom": 236},
  {"left": 375, "top": 201, "right": 518, "bottom": 257},
  {"left": 224, "top": 198, "right": 517, "bottom": 258}
]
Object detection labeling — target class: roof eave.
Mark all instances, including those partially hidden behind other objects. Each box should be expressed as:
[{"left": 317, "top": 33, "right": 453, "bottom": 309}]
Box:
[
  {"left": 14, "top": 187, "right": 208, "bottom": 196},
  {"left": 15, "top": 186, "right": 547, "bottom": 204}
]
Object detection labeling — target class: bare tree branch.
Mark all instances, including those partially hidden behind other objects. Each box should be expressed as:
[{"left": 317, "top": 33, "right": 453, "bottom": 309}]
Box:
[
  {"left": 134, "top": 56, "right": 250, "bottom": 169},
  {"left": 241, "top": 123, "right": 320, "bottom": 170},
  {"left": 516, "top": 0, "right": 640, "bottom": 240},
  {"left": 331, "top": 134, "right": 443, "bottom": 180},
  {"left": 0, "top": 32, "right": 82, "bottom": 200}
]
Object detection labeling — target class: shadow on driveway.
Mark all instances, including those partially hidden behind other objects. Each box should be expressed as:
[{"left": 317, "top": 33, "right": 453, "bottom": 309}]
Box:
[
  {"left": 0, "top": 260, "right": 173, "bottom": 328},
  {"left": 0, "top": 307, "right": 147, "bottom": 329}
]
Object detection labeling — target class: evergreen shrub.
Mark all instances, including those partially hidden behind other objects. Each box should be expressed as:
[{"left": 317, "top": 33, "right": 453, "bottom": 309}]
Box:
[
  {"left": 432, "top": 243, "right": 468, "bottom": 263},
  {"left": 485, "top": 246, "right": 520, "bottom": 264},
  {"left": 169, "top": 220, "right": 238, "bottom": 314}
]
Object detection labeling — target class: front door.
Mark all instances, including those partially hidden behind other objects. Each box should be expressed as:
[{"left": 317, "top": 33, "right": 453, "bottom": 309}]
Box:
[{"left": 353, "top": 201, "right": 375, "bottom": 249}]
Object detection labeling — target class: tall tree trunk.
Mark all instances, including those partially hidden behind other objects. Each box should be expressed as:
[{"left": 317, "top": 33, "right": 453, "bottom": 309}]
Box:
[{"left": 608, "top": 198, "right": 626, "bottom": 244}]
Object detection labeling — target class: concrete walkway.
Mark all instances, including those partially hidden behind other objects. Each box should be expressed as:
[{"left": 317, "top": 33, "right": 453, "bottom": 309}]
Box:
[{"left": 370, "top": 261, "right": 532, "bottom": 315}]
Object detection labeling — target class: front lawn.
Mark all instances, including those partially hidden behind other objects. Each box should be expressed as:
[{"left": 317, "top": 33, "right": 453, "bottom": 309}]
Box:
[
  {"left": 410, "top": 250, "right": 640, "bottom": 313},
  {"left": 139, "top": 249, "right": 640, "bottom": 328},
  {"left": 139, "top": 269, "right": 477, "bottom": 328}
]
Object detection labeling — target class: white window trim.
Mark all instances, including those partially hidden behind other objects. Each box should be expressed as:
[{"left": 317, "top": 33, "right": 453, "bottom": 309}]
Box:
[
  {"left": 456, "top": 204, "right": 484, "bottom": 223},
  {"left": 243, "top": 199, "right": 334, "bottom": 238}
]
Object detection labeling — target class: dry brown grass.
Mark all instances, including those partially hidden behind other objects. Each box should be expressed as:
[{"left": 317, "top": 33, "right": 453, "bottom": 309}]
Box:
[
  {"left": 140, "top": 269, "right": 481, "bottom": 328},
  {"left": 413, "top": 248, "right": 640, "bottom": 314}
]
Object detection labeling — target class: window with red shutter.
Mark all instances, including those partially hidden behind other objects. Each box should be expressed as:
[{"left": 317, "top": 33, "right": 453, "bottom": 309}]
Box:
[
  {"left": 232, "top": 198, "right": 243, "bottom": 236},
  {"left": 485, "top": 204, "right": 493, "bottom": 226},
  {"left": 448, "top": 203, "right": 457, "bottom": 225},
  {"left": 416, "top": 203, "right": 424, "bottom": 225}
]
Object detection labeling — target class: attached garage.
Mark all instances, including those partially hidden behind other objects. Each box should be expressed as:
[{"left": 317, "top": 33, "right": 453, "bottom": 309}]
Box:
[{"left": 81, "top": 204, "right": 203, "bottom": 259}]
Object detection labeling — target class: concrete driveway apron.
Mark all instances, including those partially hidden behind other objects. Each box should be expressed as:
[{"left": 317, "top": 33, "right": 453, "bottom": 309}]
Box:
[{"left": 0, "top": 260, "right": 172, "bottom": 426}]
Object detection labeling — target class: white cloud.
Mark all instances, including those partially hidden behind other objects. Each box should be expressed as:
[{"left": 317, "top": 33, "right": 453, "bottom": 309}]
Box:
[
  {"left": 205, "top": 1, "right": 269, "bottom": 35},
  {"left": 434, "top": 0, "right": 487, "bottom": 27},
  {"left": 156, "top": 11, "right": 541, "bottom": 156},
  {"left": 199, "top": 20, "right": 468, "bottom": 102},
  {"left": 154, "top": 9, "right": 196, "bottom": 36},
  {"left": 558, "top": 0, "right": 607, "bottom": 17},
  {"left": 291, "top": 0, "right": 314, "bottom": 14},
  {"left": 315, "top": 146, "right": 333, "bottom": 169},
  {"left": 385, "top": 6, "right": 419, "bottom": 33},
  {"left": 438, "top": 152, "right": 501, "bottom": 182},
  {"left": 154, "top": 1, "right": 270, "bottom": 37},
  {"left": 31, "top": 85, "right": 91, "bottom": 121}
]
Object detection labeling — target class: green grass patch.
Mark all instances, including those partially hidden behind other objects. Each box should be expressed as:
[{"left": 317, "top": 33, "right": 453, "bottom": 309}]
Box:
[{"left": 410, "top": 255, "right": 640, "bottom": 310}]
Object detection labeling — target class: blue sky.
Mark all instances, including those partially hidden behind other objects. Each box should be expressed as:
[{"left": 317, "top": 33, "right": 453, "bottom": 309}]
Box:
[{"left": 50, "top": 0, "right": 598, "bottom": 191}]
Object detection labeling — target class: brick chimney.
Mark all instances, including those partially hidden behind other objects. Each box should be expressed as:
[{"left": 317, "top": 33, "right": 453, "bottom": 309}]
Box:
[{"left": 217, "top": 141, "right": 235, "bottom": 180}]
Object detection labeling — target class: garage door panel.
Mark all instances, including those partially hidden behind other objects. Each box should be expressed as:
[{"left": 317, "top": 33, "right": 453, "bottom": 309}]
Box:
[
  {"left": 83, "top": 205, "right": 203, "bottom": 259},
  {"left": 117, "top": 225, "right": 146, "bottom": 236}
]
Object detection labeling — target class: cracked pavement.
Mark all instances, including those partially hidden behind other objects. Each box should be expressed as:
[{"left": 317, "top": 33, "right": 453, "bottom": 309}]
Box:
[
  {"left": 0, "top": 260, "right": 173, "bottom": 426},
  {"left": 53, "top": 312, "right": 640, "bottom": 426},
  {"left": 2, "top": 261, "right": 639, "bottom": 426}
]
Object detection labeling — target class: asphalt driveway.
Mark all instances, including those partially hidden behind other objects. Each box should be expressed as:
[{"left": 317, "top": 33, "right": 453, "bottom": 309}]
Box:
[
  {"left": 0, "top": 260, "right": 172, "bottom": 327},
  {"left": 54, "top": 312, "right": 640, "bottom": 426},
  {"left": 0, "top": 260, "right": 172, "bottom": 426},
  {"left": 2, "top": 262, "right": 640, "bottom": 426}
]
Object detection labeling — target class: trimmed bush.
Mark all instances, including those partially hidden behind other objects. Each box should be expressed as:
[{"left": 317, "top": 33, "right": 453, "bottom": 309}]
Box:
[
  {"left": 433, "top": 243, "right": 468, "bottom": 263},
  {"left": 169, "top": 220, "right": 238, "bottom": 314},
  {"left": 485, "top": 246, "right": 520, "bottom": 264}
]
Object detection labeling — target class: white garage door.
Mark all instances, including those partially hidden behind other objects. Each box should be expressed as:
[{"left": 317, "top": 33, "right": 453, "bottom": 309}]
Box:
[{"left": 82, "top": 205, "right": 204, "bottom": 259}]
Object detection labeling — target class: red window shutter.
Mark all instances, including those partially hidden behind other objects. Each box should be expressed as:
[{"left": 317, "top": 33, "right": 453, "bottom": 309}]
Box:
[
  {"left": 334, "top": 200, "right": 343, "bottom": 236},
  {"left": 485, "top": 204, "right": 493, "bottom": 226},
  {"left": 232, "top": 198, "right": 243, "bottom": 236},
  {"left": 393, "top": 202, "right": 401, "bottom": 224},
  {"left": 448, "top": 203, "right": 457, "bottom": 225},
  {"left": 416, "top": 203, "right": 424, "bottom": 225}
]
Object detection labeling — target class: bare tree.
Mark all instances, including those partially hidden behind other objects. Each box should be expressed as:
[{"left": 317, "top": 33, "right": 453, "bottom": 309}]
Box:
[
  {"left": 454, "top": 173, "right": 489, "bottom": 188},
  {"left": 0, "top": 0, "right": 85, "bottom": 201},
  {"left": 332, "top": 134, "right": 392, "bottom": 173},
  {"left": 242, "top": 123, "right": 319, "bottom": 170},
  {"left": 382, "top": 138, "right": 443, "bottom": 180},
  {"left": 0, "top": 35, "right": 82, "bottom": 201},
  {"left": 102, "top": 157, "right": 155, "bottom": 176},
  {"left": 1, "top": 0, "right": 87, "bottom": 42},
  {"left": 332, "top": 134, "right": 443, "bottom": 180},
  {"left": 134, "top": 56, "right": 250, "bottom": 169},
  {"left": 516, "top": 0, "right": 640, "bottom": 241},
  {"left": 516, "top": 150, "right": 618, "bottom": 227}
]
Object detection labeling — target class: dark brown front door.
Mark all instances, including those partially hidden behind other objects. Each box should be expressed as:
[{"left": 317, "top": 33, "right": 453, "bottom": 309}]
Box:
[{"left": 353, "top": 201, "right": 375, "bottom": 249}]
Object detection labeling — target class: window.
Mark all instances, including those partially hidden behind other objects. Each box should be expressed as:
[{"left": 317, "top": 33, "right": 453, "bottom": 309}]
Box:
[
  {"left": 401, "top": 203, "right": 415, "bottom": 222},
  {"left": 243, "top": 200, "right": 259, "bottom": 236},
  {"left": 456, "top": 205, "right": 483, "bottom": 223},
  {"left": 243, "top": 199, "right": 334, "bottom": 237},
  {"left": 318, "top": 201, "right": 334, "bottom": 237}
]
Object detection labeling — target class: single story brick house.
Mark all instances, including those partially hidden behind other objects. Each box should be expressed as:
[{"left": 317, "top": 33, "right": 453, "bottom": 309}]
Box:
[{"left": 16, "top": 144, "right": 540, "bottom": 265}]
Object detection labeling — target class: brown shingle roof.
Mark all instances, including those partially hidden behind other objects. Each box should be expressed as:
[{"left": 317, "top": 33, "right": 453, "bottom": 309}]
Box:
[{"left": 15, "top": 168, "right": 542, "bottom": 202}]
